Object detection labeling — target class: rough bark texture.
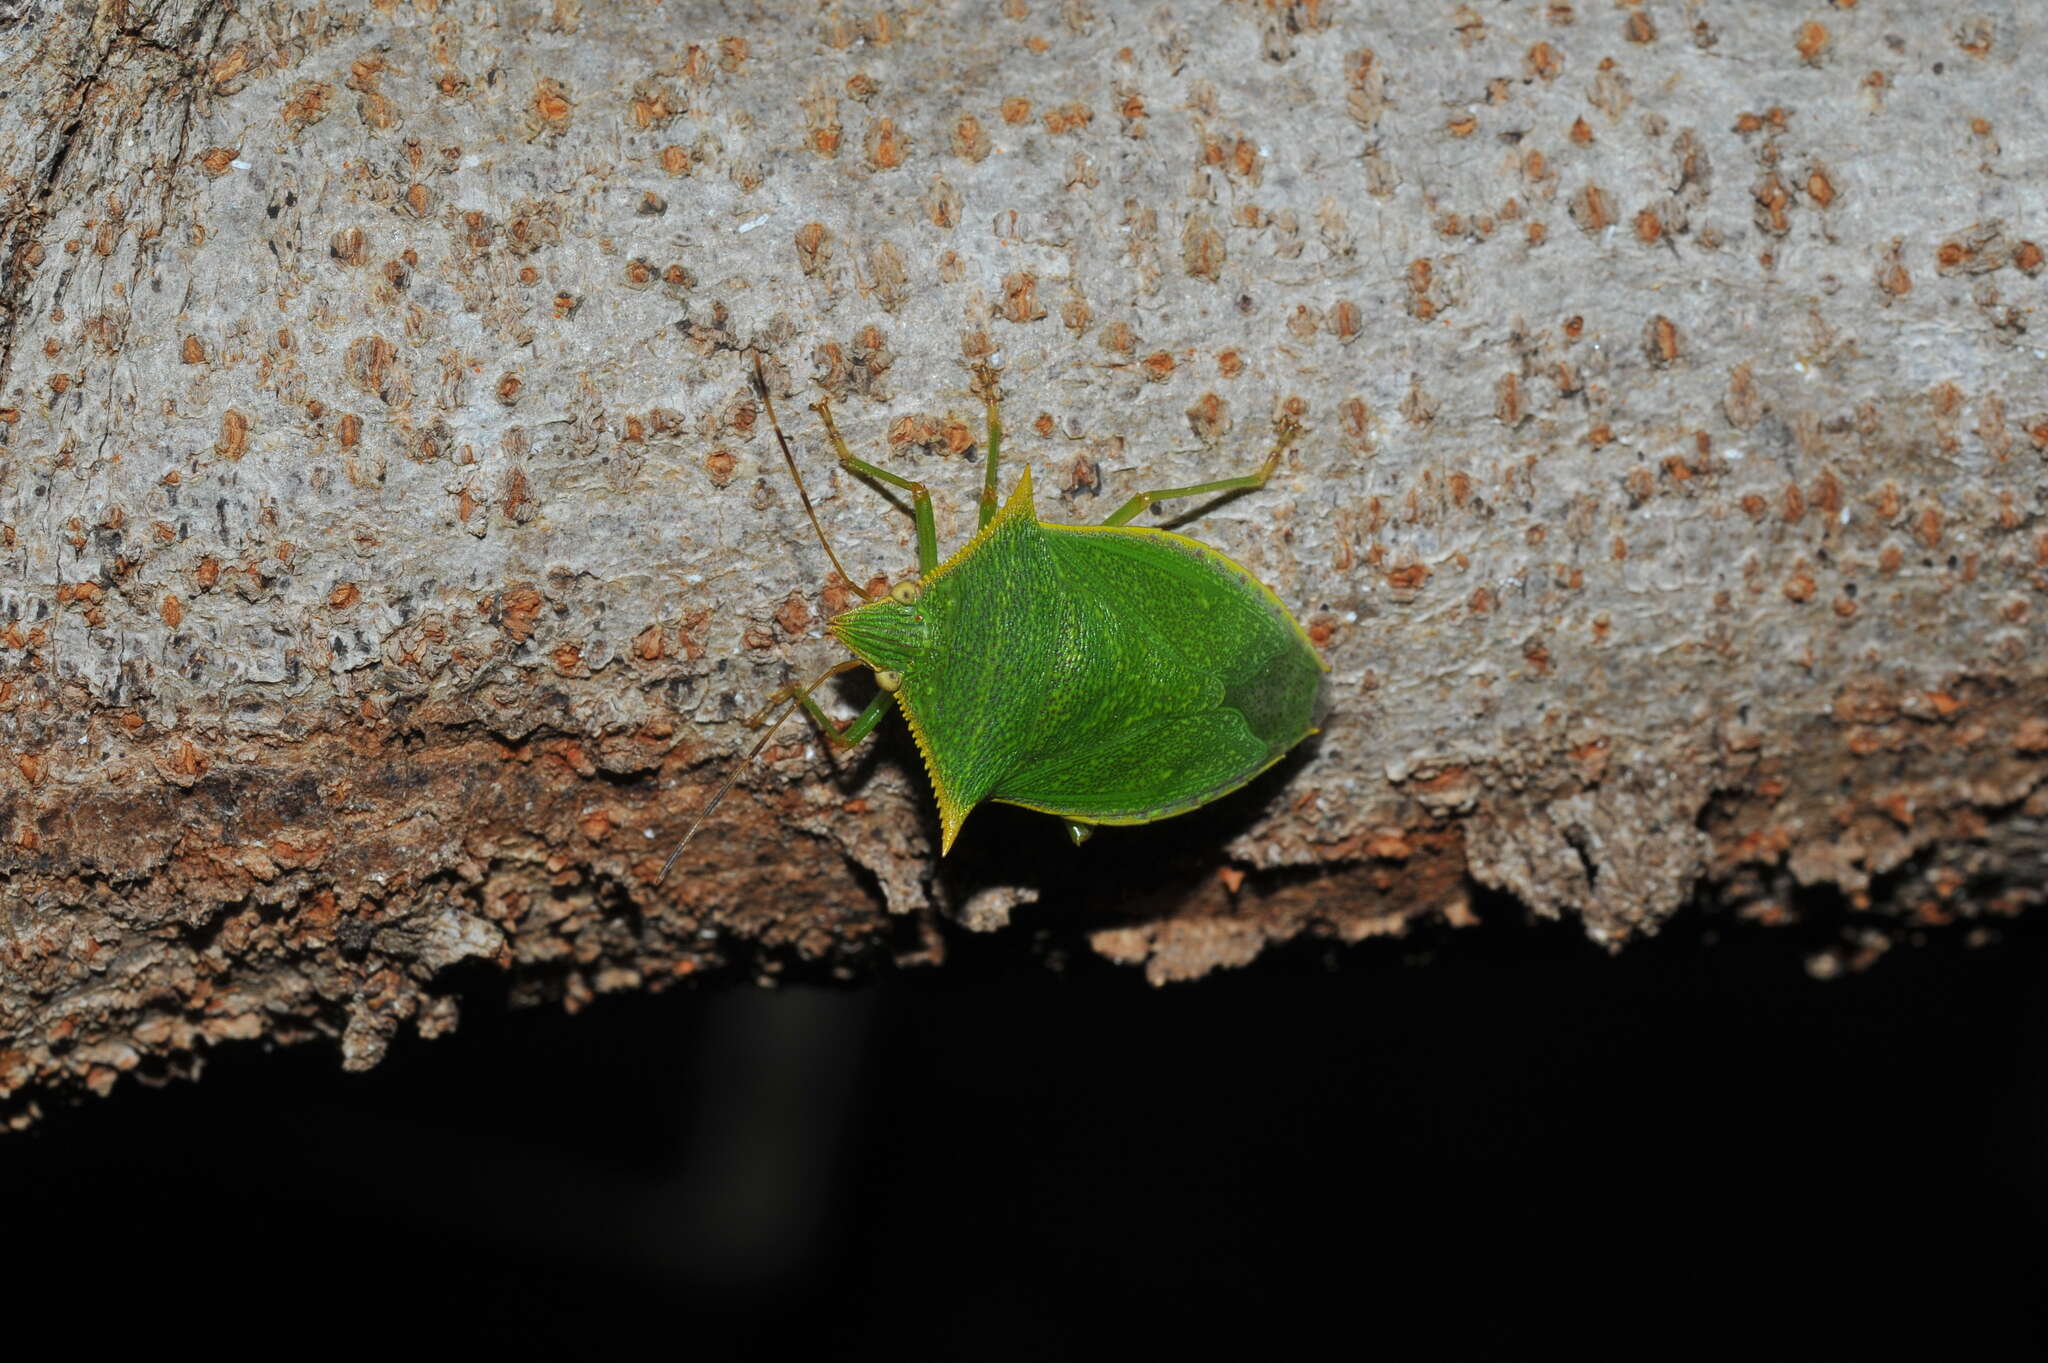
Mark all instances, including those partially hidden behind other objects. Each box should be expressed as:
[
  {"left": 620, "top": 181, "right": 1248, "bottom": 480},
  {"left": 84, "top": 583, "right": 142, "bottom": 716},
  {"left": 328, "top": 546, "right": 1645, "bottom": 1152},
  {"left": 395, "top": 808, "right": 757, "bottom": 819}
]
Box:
[{"left": 2, "top": 0, "right": 2046, "bottom": 1123}]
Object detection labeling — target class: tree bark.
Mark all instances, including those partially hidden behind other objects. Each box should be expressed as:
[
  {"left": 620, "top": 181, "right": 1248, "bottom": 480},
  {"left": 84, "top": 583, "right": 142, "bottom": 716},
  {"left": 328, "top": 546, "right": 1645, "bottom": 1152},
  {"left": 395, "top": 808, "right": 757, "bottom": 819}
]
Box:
[{"left": 2, "top": 0, "right": 2044, "bottom": 1123}]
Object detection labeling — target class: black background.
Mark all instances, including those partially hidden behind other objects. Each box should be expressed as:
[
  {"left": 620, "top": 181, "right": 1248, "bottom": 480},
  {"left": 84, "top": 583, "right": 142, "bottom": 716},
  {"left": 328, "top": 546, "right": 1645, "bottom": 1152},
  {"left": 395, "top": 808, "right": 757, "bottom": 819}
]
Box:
[{"left": 5, "top": 904, "right": 2044, "bottom": 1357}]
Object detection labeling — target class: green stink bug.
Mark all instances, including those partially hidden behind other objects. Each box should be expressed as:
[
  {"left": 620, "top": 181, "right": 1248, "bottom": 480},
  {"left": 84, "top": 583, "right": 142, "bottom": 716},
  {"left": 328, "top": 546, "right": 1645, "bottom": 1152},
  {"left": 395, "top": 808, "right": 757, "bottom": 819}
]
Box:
[{"left": 661, "top": 355, "right": 1327, "bottom": 879}]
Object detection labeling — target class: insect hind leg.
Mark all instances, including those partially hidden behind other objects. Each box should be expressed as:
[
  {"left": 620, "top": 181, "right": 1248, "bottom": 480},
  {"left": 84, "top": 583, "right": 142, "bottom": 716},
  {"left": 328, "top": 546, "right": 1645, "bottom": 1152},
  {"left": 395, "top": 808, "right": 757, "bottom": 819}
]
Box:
[{"left": 1100, "top": 418, "right": 1302, "bottom": 528}]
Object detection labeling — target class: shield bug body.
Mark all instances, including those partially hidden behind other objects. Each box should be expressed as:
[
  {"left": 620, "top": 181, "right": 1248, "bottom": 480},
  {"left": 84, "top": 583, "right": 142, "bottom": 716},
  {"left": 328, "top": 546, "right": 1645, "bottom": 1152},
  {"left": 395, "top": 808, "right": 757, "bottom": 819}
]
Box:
[{"left": 662, "top": 357, "right": 1326, "bottom": 878}]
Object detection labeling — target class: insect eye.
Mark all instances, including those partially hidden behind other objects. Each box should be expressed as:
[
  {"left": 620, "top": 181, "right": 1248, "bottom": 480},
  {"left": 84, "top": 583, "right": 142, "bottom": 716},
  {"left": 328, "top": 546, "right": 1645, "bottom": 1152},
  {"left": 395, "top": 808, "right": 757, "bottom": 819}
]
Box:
[
  {"left": 874, "top": 668, "right": 904, "bottom": 693},
  {"left": 889, "top": 579, "right": 923, "bottom": 605}
]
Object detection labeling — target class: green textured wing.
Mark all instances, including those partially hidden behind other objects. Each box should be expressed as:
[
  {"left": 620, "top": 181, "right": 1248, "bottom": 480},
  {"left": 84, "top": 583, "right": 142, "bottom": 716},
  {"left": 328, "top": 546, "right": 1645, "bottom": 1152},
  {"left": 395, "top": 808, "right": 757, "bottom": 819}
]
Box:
[
  {"left": 985, "top": 522, "right": 1323, "bottom": 822},
  {"left": 994, "top": 708, "right": 1276, "bottom": 822}
]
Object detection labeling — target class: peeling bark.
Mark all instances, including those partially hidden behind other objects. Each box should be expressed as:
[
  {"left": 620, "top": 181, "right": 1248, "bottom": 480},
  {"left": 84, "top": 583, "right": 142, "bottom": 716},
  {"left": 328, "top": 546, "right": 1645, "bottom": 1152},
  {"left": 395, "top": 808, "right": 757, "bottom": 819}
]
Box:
[{"left": 3, "top": 1, "right": 2046, "bottom": 1123}]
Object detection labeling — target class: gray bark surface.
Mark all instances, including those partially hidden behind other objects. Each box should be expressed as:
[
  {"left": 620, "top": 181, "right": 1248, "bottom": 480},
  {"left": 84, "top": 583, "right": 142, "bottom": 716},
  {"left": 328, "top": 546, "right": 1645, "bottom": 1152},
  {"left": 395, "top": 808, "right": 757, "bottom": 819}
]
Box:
[{"left": 2, "top": 0, "right": 2045, "bottom": 1122}]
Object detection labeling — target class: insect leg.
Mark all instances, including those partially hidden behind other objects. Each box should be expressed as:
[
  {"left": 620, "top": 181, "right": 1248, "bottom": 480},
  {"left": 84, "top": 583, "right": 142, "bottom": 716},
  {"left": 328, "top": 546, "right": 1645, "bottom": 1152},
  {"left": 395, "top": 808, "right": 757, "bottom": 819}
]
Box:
[
  {"left": 1099, "top": 418, "right": 1303, "bottom": 528},
  {"left": 752, "top": 353, "right": 879, "bottom": 600},
  {"left": 748, "top": 660, "right": 894, "bottom": 749},
  {"left": 812, "top": 397, "right": 940, "bottom": 575},
  {"left": 973, "top": 363, "right": 1003, "bottom": 530},
  {"left": 658, "top": 660, "right": 885, "bottom": 883}
]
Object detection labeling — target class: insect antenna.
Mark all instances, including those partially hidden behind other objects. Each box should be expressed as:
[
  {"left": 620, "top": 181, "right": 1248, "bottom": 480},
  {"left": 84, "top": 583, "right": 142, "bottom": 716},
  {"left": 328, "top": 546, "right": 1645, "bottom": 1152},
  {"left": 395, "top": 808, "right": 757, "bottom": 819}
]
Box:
[
  {"left": 750, "top": 351, "right": 879, "bottom": 602},
  {"left": 658, "top": 658, "right": 865, "bottom": 883}
]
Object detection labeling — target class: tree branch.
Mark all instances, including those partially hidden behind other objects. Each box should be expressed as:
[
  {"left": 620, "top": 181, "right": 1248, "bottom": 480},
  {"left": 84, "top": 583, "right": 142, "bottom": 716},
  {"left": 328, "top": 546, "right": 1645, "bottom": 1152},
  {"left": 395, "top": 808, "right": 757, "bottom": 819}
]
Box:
[{"left": 3, "top": 1, "right": 2044, "bottom": 1123}]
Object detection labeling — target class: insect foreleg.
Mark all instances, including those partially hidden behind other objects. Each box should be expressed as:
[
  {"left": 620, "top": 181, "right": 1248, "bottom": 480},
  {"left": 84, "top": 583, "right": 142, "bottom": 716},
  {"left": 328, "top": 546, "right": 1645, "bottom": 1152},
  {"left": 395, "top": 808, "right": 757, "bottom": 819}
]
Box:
[
  {"left": 657, "top": 659, "right": 885, "bottom": 883},
  {"left": 972, "top": 363, "right": 1003, "bottom": 531},
  {"left": 762, "top": 682, "right": 892, "bottom": 750},
  {"left": 752, "top": 353, "right": 879, "bottom": 601},
  {"left": 812, "top": 397, "right": 940, "bottom": 575},
  {"left": 1099, "top": 418, "right": 1303, "bottom": 528},
  {"left": 747, "top": 658, "right": 889, "bottom": 749}
]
